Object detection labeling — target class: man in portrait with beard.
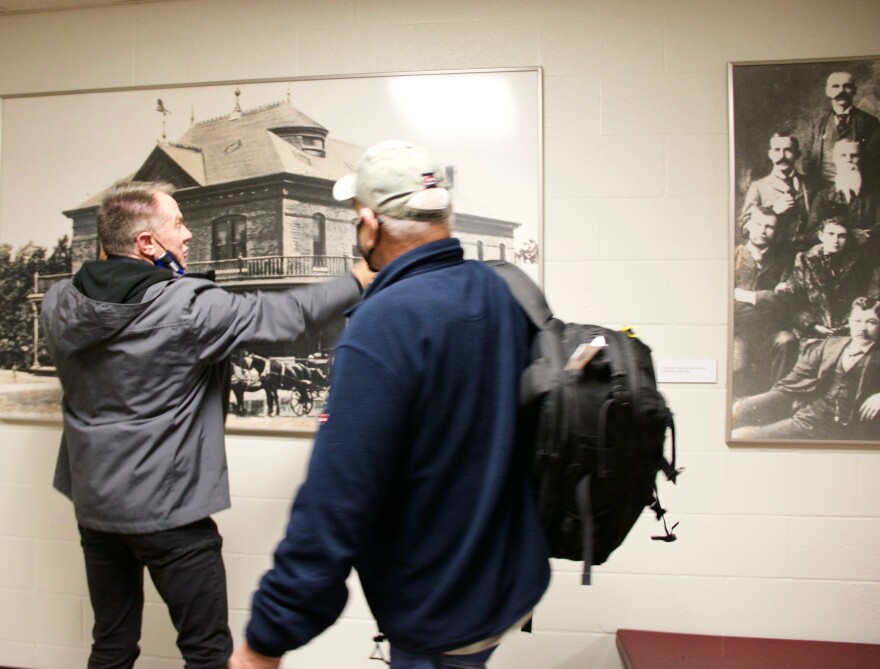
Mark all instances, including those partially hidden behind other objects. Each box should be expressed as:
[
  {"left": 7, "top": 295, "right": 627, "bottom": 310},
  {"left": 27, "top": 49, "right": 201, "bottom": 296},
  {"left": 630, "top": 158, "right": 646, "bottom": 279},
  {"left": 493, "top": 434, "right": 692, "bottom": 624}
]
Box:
[
  {"left": 809, "top": 139, "right": 880, "bottom": 254},
  {"left": 804, "top": 70, "right": 880, "bottom": 193},
  {"left": 741, "top": 132, "right": 813, "bottom": 252}
]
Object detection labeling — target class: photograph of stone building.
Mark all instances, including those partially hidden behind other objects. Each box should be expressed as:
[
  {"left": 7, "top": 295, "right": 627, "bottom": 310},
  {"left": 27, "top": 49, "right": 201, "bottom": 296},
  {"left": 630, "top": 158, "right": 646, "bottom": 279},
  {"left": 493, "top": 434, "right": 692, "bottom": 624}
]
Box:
[{"left": 1, "top": 71, "right": 541, "bottom": 428}]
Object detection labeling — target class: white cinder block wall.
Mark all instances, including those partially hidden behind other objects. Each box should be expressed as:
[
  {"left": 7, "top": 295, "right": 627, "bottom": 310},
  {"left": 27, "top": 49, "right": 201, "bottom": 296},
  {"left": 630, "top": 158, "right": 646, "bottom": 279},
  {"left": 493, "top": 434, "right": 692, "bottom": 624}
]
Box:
[{"left": 1, "top": 1, "right": 880, "bottom": 667}]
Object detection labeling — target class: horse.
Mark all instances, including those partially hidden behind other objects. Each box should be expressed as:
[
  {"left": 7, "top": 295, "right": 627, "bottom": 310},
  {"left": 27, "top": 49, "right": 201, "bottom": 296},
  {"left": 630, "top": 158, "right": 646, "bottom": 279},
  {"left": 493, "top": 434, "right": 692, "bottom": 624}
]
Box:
[{"left": 239, "top": 353, "right": 328, "bottom": 416}]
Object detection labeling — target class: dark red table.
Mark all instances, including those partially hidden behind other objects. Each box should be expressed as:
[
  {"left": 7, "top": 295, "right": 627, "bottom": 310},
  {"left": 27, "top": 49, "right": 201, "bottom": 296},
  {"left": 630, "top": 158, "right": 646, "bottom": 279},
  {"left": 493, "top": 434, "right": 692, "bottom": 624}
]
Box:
[{"left": 616, "top": 629, "right": 880, "bottom": 669}]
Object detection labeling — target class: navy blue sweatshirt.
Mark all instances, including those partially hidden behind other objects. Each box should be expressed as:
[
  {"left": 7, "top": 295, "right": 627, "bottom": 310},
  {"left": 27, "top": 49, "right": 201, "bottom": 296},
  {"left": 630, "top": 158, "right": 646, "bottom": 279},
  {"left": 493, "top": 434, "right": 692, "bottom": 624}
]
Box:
[{"left": 245, "top": 237, "right": 550, "bottom": 656}]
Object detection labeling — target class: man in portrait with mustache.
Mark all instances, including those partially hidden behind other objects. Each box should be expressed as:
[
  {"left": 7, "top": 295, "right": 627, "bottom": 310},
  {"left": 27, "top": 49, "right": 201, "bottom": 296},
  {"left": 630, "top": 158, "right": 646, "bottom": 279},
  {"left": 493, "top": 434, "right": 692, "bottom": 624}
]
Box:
[
  {"left": 732, "top": 296, "right": 880, "bottom": 441},
  {"left": 741, "top": 131, "right": 813, "bottom": 252},
  {"left": 804, "top": 70, "right": 880, "bottom": 193}
]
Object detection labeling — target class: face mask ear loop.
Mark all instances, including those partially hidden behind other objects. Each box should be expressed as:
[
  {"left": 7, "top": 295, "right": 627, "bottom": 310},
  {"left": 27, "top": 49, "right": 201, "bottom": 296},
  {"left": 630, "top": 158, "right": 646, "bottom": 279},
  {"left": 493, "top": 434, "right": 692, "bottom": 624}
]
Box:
[
  {"left": 359, "top": 216, "right": 382, "bottom": 273},
  {"left": 152, "top": 236, "right": 184, "bottom": 275}
]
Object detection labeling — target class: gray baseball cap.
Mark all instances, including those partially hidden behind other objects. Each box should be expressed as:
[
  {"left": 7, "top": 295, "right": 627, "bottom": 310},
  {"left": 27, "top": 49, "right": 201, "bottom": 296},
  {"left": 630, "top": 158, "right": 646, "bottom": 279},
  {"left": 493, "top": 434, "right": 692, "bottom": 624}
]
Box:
[{"left": 332, "top": 140, "right": 452, "bottom": 220}]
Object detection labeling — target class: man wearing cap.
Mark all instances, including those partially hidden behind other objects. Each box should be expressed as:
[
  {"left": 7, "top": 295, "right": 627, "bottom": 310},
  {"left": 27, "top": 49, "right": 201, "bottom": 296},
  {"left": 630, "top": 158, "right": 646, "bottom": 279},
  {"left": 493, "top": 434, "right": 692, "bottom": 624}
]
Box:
[{"left": 229, "top": 141, "right": 550, "bottom": 669}]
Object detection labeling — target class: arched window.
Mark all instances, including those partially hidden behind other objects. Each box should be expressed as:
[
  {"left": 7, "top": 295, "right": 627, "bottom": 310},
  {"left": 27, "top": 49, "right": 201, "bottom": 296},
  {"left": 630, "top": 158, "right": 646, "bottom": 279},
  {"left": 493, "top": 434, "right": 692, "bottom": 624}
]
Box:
[
  {"left": 313, "top": 213, "right": 327, "bottom": 267},
  {"left": 477, "top": 240, "right": 484, "bottom": 261},
  {"left": 212, "top": 216, "right": 247, "bottom": 260}
]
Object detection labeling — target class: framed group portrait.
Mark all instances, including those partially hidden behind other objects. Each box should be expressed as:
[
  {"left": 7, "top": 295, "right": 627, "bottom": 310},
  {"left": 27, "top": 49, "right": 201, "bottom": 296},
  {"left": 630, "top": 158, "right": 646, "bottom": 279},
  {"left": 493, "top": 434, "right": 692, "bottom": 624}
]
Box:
[
  {"left": 0, "top": 67, "right": 544, "bottom": 433},
  {"left": 727, "top": 55, "right": 880, "bottom": 446}
]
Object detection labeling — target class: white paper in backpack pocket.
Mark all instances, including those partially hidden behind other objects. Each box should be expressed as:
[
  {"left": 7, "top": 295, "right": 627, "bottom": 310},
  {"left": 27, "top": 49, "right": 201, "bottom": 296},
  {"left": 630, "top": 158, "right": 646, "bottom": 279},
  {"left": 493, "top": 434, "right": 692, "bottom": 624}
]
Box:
[{"left": 565, "top": 336, "right": 607, "bottom": 371}]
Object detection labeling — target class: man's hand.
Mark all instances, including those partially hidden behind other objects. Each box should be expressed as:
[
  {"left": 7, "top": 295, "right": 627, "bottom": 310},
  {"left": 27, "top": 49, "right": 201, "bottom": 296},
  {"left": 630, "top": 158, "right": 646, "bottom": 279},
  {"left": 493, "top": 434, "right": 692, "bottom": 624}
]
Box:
[
  {"left": 772, "top": 193, "right": 794, "bottom": 214},
  {"left": 351, "top": 259, "right": 376, "bottom": 291},
  {"left": 859, "top": 393, "right": 880, "bottom": 422},
  {"left": 734, "top": 288, "right": 756, "bottom": 305},
  {"left": 228, "top": 641, "right": 282, "bottom": 669},
  {"left": 852, "top": 228, "right": 869, "bottom": 245}
]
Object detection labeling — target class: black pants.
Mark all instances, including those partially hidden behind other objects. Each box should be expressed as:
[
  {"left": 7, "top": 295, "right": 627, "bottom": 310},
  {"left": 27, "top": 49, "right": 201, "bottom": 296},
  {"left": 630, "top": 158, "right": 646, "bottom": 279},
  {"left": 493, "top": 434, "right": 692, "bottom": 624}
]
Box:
[{"left": 79, "top": 518, "right": 233, "bottom": 669}]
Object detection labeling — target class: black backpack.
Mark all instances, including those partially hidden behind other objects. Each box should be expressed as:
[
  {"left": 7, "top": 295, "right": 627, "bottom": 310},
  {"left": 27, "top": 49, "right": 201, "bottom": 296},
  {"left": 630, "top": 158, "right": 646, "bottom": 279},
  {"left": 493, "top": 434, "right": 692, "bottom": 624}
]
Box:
[{"left": 489, "top": 260, "right": 681, "bottom": 585}]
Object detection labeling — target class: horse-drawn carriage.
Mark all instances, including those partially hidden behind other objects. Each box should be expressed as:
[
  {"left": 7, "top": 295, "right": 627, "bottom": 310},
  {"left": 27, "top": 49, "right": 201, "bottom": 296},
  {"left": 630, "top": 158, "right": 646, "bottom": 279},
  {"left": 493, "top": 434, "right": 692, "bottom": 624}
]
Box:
[{"left": 230, "top": 351, "right": 330, "bottom": 417}]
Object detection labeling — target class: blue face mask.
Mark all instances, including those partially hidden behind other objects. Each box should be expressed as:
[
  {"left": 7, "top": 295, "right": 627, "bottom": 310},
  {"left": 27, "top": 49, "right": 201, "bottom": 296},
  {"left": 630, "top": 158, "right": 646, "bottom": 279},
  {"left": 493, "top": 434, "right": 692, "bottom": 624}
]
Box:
[
  {"left": 154, "top": 250, "right": 184, "bottom": 275},
  {"left": 153, "top": 237, "right": 185, "bottom": 275}
]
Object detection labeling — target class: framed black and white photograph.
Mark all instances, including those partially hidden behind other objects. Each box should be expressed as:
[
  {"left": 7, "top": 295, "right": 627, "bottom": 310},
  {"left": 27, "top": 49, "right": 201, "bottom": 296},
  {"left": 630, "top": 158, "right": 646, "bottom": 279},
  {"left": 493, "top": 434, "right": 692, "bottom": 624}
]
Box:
[
  {"left": 728, "top": 56, "right": 880, "bottom": 446},
  {"left": 0, "top": 68, "right": 543, "bottom": 433}
]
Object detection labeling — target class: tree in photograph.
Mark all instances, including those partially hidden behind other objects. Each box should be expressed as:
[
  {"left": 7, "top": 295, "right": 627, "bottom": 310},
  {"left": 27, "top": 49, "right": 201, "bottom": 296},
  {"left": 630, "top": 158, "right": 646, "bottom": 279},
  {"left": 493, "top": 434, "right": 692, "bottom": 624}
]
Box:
[{"left": 0, "top": 236, "right": 71, "bottom": 369}]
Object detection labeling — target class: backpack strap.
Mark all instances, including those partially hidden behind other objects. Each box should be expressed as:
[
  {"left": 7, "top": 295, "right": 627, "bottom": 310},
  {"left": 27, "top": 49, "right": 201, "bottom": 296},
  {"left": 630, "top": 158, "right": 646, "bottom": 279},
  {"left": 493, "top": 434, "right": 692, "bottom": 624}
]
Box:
[
  {"left": 487, "top": 260, "right": 566, "bottom": 406},
  {"left": 607, "top": 328, "right": 636, "bottom": 409},
  {"left": 485, "top": 260, "right": 553, "bottom": 329},
  {"left": 576, "top": 475, "right": 593, "bottom": 585},
  {"left": 661, "top": 410, "right": 678, "bottom": 483}
]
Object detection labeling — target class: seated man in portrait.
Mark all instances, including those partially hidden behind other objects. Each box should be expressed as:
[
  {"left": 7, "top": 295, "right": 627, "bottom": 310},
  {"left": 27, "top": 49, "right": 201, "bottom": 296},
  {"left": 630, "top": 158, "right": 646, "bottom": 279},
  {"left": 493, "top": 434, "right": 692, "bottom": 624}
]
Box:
[
  {"left": 732, "top": 296, "right": 880, "bottom": 441},
  {"left": 774, "top": 217, "right": 870, "bottom": 348},
  {"left": 808, "top": 139, "right": 880, "bottom": 252},
  {"left": 732, "top": 206, "right": 797, "bottom": 397}
]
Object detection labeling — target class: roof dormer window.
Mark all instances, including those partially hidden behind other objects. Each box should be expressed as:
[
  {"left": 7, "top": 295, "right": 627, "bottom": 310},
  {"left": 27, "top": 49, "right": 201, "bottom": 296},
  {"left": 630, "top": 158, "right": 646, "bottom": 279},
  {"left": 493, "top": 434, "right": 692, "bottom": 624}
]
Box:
[{"left": 271, "top": 126, "right": 327, "bottom": 157}]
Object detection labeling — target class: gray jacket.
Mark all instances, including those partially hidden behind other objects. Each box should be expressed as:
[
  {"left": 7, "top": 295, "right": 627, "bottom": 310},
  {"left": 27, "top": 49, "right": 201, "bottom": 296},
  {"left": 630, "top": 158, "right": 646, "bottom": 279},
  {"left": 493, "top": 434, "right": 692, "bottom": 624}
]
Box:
[{"left": 41, "top": 265, "right": 360, "bottom": 533}]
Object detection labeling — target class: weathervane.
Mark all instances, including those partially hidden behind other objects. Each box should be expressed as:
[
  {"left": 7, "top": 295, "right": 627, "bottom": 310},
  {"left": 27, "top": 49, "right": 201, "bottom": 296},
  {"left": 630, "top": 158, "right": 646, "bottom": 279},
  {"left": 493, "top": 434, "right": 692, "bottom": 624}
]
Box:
[
  {"left": 156, "top": 98, "right": 171, "bottom": 140},
  {"left": 230, "top": 86, "right": 243, "bottom": 119}
]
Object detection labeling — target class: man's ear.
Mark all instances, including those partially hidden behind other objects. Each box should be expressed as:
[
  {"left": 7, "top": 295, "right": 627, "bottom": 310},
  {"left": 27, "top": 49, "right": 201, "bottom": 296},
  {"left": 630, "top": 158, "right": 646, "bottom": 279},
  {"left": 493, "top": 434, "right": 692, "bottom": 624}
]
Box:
[
  {"left": 358, "top": 208, "right": 380, "bottom": 246},
  {"left": 359, "top": 207, "right": 379, "bottom": 228},
  {"left": 135, "top": 230, "right": 157, "bottom": 259}
]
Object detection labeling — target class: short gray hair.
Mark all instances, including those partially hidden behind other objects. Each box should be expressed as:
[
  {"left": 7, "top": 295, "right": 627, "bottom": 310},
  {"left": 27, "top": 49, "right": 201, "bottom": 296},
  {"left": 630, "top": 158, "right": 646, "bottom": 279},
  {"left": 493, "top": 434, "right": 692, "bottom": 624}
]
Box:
[
  {"left": 97, "top": 181, "right": 174, "bottom": 256},
  {"left": 378, "top": 213, "right": 452, "bottom": 239}
]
